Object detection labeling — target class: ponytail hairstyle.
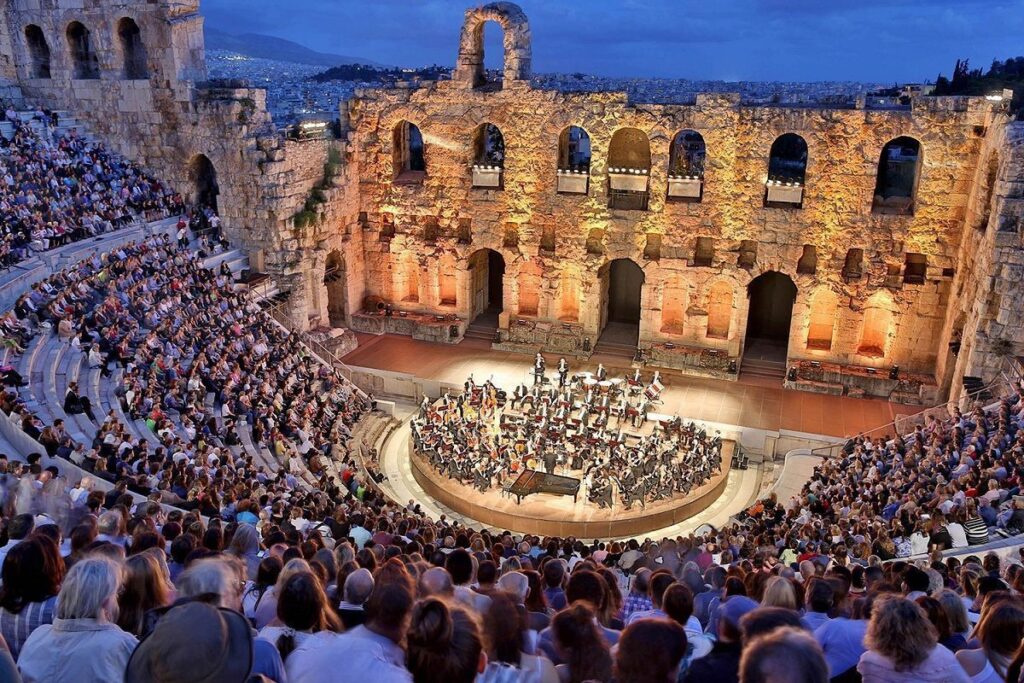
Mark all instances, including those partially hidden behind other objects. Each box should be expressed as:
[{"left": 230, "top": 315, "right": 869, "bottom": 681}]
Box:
[
  {"left": 274, "top": 571, "right": 342, "bottom": 660},
  {"left": 405, "top": 598, "right": 483, "bottom": 683},
  {"left": 550, "top": 603, "right": 613, "bottom": 683}
]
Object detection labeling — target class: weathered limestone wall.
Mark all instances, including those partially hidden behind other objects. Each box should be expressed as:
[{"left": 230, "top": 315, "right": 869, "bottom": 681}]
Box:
[{"left": 350, "top": 76, "right": 1004, "bottom": 384}]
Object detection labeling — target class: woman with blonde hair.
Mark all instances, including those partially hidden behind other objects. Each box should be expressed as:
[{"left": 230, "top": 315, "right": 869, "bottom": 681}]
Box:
[
  {"left": 761, "top": 576, "right": 798, "bottom": 611},
  {"left": 956, "top": 598, "right": 1024, "bottom": 682},
  {"left": 857, "top": 594, "right": 969, "bottom": 682},
  {"left": 116, "top": 552, "right": 173, "bottom": 636}
]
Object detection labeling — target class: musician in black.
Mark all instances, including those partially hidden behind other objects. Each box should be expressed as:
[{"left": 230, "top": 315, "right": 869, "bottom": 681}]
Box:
[{"left": 533, "top": 353, "right": 546, "bottom": 385}]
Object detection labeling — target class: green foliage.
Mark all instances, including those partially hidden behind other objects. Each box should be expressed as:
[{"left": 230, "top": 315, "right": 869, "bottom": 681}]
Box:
[
  {"left": 933, "top": 57, "right": 1024, "bottom": 117},
  {"left": 292, "top": 145, "right": 343, "bottom": 229}
]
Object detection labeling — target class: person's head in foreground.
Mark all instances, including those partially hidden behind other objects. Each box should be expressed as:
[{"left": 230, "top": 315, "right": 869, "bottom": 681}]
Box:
[{"left": 740, "top": 627, "right": 828, "bottom": 683}]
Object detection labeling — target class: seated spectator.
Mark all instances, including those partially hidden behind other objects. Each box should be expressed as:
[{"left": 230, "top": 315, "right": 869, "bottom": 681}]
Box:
[
  {"left": 684, "top": 595, "right": 758, "bottom": 683},
  {"left": 801, "top": 579, "right": 835, "bottom": 632},
  {"left": 740, "top": 627, "right": 829, "bottom": 683},
  {"left": 406, "top": 597, "right": 483, "bottom": 683},
  {"left": 857, "top": 595, "right": 969, "bottom": 682},
  {"left": 18, "top": 556, "right": 137, "bottom": 683},
  {"left": 550, "top": 603, "right": 613, "bottom": 683},
  {"left": 117, "top": 552, "right": 172, "bottom": 637},
  {"left": 242, "top": 555, "right": 282, "bottom": 625},
  {"left": 337, "top": 567, "right": 374, "bottom": 629},
  {"left": 955, "top": 598, "right": 1024, "bottom": 682},
  {"left": 482, "top": 591, "right": 557, "bottom": 682},
  {"left": 538, "top": 569, "right": 619, "bottom": 662},
  {"left": 614, "top": 618, "right": 687, "bottom": 683},
  {"left": 259, "top": 571, "right": 342, "bottom": 679},
  {"left": 625, "top": 569, "right": 675, "bottom": 625},
  {"left": 0, "top": 535, "right": 63, "bottom": 659},
  {"left": 663, "top": 582, "right": 712, "bottom": 677}
]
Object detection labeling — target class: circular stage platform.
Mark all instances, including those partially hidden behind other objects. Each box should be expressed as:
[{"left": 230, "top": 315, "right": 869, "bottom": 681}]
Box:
[{"left": 407, "top": 438, "right": 734, "bottom": 538}]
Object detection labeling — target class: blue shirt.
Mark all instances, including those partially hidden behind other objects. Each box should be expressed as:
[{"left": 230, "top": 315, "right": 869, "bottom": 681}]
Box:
[{"left": 815, "top": 617, "right": 867, "bottom": 678}]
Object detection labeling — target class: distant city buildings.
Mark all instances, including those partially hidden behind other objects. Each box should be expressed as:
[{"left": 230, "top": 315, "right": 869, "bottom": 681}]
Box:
[{"left": 207, "top": 49, "right": 908, "bottom": 128}]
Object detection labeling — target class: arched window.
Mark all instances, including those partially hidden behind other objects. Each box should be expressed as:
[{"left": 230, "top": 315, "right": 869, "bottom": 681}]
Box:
[
  {"left": 608, "top": 128, "right": 651, "bottom": 210},
  {"left": 66, "top": 21, "right": 99, "bottom": 79},
  {"left": 117, "top": 18, "right": 148, "bottom": 79},
  {"left": 706, "top": 281, "right": 733, "bottom": 339},
  {"left": 24, "top": 25, "right": 50, "bottom": 79},
  {"left": 188, "top": 154, "right": 218, "bottom": 212},
  {"left": 518, "top": 261, "right": 542, "bottom": 317},
  {"left": 858, "top": 294, "right": 893, "bottom": 358},
  {"left": 872, "top": 136, "right": 922, "bottom": 215},
  {"left": 669, "top": 130, "right": 706, "bottom": 177},
  {"left": 558, "top": 268, "right": 579, "bottom": 322},
  {"left": 472, "top": 123, "right": 505, "bottom": 188},
  {"left": 393, "top": 120, "right": 425, "bottom": 183},
  {"left": 438, "top": 253, "right": 457, "bottom": 306},
  {"left": 765, "top": 133, "right": 807, "bottom": 207},
  {"left": 557, "top": 126, "right": 590, "bottom": 194},
  {"left": 806, "top": 288, "right": 838, "bottom": 351}
]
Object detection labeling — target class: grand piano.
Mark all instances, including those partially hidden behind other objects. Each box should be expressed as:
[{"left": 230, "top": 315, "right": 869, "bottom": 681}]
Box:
[{"left": 506, "top": 470, "right": 581, "bottom": 505}]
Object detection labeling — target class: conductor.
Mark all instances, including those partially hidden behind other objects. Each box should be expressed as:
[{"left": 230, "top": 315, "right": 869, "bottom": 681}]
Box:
[{"left": 533, "top": 352, "right": 546, "bottom": 385}]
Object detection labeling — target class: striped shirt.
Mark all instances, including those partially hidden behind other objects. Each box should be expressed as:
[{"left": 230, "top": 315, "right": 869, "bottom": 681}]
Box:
[{"left": 0, "top": 596, "right": 57, "bottom": 660}]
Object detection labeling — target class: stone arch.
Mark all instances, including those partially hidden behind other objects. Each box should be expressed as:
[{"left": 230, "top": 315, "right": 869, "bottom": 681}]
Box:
[
  {"left": 466, "top": 248, "right": 505, "bottom": 320},
  {"left": 872, "top": 136, "right": 922, "bottom": 215},
  {"left": 518, "top": 259, "right": 542, "bottom": 316},
  {"left": 660, "top": 274, "right": 687, "bottom": 335},
  {"left": 669, "top": 129, "right": 706, "bottom": 177},
  {"left": 438, "top": 252, "right": 457, "bottom": 306},
  {"left": 24, "top": 25, "right": 50, "bottom": 79},
  {"left": 558, "top": 125, "right": 591, "bottom": 171},
  {"left": 858, "top": 291, "right": 894, "bottom": 358},
  {"left": 706, "top": 280, "right": 734, "bottom": 340},
  {"left": 398, "top": 252, "right": 420, "bottom": 303},
  {"left": 454, "top": 2, "right": 531, "bottom": 89},
  {"left": 608, "top": 127, "right": 651, "bottom": 171},
  {"left": 806, "top": 287, "right": 838, "bottom": 351},
  {"left": 472, "top": 123, "right": 505, "bottom": 166},
  {"left": 188, "top": 154, "right": 219, "bottom": 212},
  {"left": 324, "top": 251, "right": 347, "bottom": 326},
  {"left": 767, "top": 132, "right": 808, "bottom": 184},
  {"left": 392, "top": 120, "right": 426, "bottom": 182},
  {"left": 117, "top": 17, "right": 149, "bottom": 79},
  {"left": 66, "top": 21, "right": 99, "bottom": 79}
]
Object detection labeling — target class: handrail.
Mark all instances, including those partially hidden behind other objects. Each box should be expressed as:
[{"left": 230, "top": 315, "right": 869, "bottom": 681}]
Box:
[
  {"left": 808, "top": 358, "right": 1023, "bottom": 459},
  {"left": 264, "top": 299, "right": 369, "bottom": 401}
]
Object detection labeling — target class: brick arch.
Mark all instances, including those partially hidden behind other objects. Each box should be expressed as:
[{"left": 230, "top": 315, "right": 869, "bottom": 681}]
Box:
[{"left": 453, "top": 2, "right": 531, "bottom": 88}]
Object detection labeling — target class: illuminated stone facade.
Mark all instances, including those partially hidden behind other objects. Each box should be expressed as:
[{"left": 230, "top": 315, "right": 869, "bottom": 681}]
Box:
[{"left": 1, "top": 0, "right": 1021, "bottom": 403}]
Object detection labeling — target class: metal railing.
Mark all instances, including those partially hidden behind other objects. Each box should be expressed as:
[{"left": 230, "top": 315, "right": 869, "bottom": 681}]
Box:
[
  {"left": 264, "top": 300, "right": 368, "bottom": 400},
  {"left": 808, "top": 358, "right": 1023, "bottom": 460}
]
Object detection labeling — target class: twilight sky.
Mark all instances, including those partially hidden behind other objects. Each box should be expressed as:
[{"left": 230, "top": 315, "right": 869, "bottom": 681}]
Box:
[{"left": 200, "top": 0, "right": 1024, "bottom": 82}]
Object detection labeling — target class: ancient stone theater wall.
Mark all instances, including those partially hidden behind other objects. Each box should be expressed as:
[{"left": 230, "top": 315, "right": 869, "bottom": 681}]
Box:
[{"left": 347, "top": 2, "right": 1010, "bottom": 400}]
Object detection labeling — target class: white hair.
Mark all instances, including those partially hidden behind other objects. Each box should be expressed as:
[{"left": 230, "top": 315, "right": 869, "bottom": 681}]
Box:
[{"left": 56, "top": 556, "right": 123, "bottom": 620}]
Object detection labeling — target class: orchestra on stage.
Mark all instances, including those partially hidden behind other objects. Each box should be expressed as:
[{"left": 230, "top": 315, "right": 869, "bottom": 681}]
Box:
[{"left": 410, "top": 357, "right": 724, "bottom": 510}]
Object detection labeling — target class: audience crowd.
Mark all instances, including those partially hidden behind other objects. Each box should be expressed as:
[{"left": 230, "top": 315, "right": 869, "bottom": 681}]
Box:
[{"left": 0, "top": 104, "right": 183, "bottom": 269}]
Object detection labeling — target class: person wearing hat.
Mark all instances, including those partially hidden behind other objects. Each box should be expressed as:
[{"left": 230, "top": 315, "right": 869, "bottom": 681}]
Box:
[{"left": 683, "top": 595, "right": 759, "bottom": 683}]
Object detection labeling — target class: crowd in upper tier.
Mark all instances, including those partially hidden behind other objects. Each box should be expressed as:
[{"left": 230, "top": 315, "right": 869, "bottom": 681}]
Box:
[{"left": 0, "top": 104, "right": 183, "bottom": 268}]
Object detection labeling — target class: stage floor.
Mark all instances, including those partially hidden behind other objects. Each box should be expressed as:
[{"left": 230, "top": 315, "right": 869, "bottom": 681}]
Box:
[
  {"left": 407, "top": 439, "right": 735, "bottom": 537},
  {"left": 344, "top": 334, "right": 919, "bottom": 439}
]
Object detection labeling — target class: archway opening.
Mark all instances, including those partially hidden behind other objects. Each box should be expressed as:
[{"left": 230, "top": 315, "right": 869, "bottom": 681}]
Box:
[
  {"left": 872, "top": 136, "right": 921, "bottom": 215},
  {"left": 598, "top": 258, "right": 644, "bottom": 351},
  {"left": 324, "top": 251, "right": 346, "bottom": 327},
  {"left": 66, "top": 21, "right": 99, "bottom": 79},
  {"left": 24, "top": 25, "right": 51, "bottom": 79},
  {"left": 393, "top": 120, "right": 425, "bottom": 183},
  {"left": 189, "top": 154, "right": 219, "bottom": 213},
  {"left": 468, "top": 249, "right": 505, "bottom": 327},
  {"left": 117, "top": 17, "right": 148, "bottom": 79},
  {"left": 743, "top": 271, "right": 797, "bottom": 370},
  {"left": 480, "top": 20, "right": 505, "bottom": 90},
  {"left": 607, "top": 128, "right": 651, "bottom": 210}
]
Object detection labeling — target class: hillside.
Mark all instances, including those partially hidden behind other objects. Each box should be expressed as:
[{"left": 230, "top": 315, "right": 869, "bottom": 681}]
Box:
[{"left": 204, "top": 27, "right": 385, "bottom": 68}]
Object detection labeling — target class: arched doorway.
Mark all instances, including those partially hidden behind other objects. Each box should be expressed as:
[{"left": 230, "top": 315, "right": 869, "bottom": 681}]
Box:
[
  {"left": 597, "top": 258, "right": 644, "bottom": 354},
  {"left": 324, "top": 251, "right": 346, "bottom": 327},
  {"left": 466, "top": 249, "right": 505, "bottom": 338},
  {"left": 189, "top": 154, "right": 219, "bottom": 212},
  {"left": 743, "top": 271, "right": 797, "bottom": 378}
]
